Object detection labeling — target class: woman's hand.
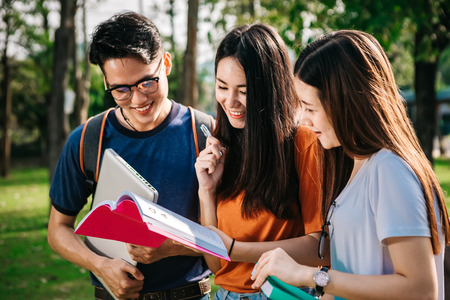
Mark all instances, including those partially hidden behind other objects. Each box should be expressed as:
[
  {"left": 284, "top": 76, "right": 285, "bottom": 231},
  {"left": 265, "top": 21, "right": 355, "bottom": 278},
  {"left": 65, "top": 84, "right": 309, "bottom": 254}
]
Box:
[
  {"left": 202, "top": 225, "right": 232, "bottom": 273},
  {"left": 205, "top": 225, "right": 234, "bottom": 253},
  {"left": 195, "top": 136, "right": 226, "bottom": 192},
  {"left": 251, "top": 248, "right": 315, "bottom": 289}
]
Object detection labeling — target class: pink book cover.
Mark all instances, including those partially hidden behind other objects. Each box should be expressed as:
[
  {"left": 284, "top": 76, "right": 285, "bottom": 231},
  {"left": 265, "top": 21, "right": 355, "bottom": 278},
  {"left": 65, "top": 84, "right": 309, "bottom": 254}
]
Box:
[{"left": 75, "top": 191, "right": 230, "bottom": 261}]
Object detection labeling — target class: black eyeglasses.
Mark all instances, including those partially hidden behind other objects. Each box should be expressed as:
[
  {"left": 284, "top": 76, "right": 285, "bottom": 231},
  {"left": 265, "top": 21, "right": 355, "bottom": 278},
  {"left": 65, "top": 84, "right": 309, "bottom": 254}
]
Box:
[
  {"left": 105, "top": 58, "right": 163, "bottom": 101},
  {"left": 318, "top": 199, "right": 336, "bottom": 259}
]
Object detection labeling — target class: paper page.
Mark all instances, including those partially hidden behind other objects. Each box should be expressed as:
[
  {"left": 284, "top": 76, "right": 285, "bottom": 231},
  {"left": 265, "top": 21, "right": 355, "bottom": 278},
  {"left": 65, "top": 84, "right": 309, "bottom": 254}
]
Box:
[{"left": 131, "top": 193, "right": 228, "bottom": 258}]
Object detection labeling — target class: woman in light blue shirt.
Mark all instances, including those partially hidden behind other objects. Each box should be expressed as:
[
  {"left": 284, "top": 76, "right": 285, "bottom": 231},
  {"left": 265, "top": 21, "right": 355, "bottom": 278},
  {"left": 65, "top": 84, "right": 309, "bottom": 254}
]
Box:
[{"left": 252, "top": 30, "right": 450, "bottom": 300}]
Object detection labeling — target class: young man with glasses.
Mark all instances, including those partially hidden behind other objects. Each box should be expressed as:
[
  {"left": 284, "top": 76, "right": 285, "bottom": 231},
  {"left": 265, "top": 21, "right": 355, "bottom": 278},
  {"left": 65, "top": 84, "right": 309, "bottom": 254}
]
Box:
[{"left": 47, "top": 11, "right": 211, "bottom": 300}]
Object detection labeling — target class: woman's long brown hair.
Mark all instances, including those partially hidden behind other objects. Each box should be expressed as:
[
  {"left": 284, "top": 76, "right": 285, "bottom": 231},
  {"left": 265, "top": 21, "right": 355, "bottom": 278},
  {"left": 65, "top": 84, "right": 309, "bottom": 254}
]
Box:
[
  {"left": 213, "top": 24, "right": 300, "bottom": 219},
  {"left": 294, "top": 30, "right": 450, "bottom": 254}
]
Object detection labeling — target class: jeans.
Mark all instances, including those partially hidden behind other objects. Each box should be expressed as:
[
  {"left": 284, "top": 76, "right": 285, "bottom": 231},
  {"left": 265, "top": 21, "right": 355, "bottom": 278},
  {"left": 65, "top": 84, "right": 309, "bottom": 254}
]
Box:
[
  {"left": 93, "top": 289, "right": 210, "bottom": 300},
  {"left": 214, "top": 287, "right": 269, "bottom": 300}
]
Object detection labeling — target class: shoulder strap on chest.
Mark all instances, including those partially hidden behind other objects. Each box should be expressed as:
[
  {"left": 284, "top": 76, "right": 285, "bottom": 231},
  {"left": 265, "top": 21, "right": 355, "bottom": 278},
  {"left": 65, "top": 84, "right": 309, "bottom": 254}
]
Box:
[
  {"left": 188, "top": 106, "right": 215, "bottom": 157},
  {"left": 79, "top": 107, "right": 115, "bottom": 192},
  {"left": 80, "top": 107, "right": 212, "bottom": 193}
]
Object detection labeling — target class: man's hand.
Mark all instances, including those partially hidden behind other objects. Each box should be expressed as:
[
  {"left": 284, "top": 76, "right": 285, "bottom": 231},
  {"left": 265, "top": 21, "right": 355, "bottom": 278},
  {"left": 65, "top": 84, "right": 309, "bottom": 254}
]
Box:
[
  {"left": 95, "top": 257, "right": 144, "bottom": 299},
  {"left": 127, "top": 239, "right": 202, "bottom": 264},
  {"left": 48, "top": 207, "right": 143, "bottom": 299}
]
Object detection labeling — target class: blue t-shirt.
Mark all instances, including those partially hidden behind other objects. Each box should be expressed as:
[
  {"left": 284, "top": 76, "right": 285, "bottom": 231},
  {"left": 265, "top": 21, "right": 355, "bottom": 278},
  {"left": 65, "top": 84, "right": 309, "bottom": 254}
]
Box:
[{"left": 49, "top": 101, "right": 210, "bottom": 292}]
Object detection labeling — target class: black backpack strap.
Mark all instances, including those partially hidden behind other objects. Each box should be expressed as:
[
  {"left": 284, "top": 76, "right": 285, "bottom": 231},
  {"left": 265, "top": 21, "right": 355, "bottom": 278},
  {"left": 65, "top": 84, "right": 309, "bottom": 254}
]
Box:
[
  {"left": 79, "top": 107, "right": 115, "bottom": 194},
  {"left": 188, "top": 106, "right": 215, "bottom": 156}
]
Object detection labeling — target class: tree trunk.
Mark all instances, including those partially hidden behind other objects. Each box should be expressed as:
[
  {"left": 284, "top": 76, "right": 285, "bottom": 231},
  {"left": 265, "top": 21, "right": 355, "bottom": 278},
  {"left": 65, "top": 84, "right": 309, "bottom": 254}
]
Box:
[
  {"left": 242, "top": 0, "right": 255, "bottom": 17},
  {"left": 412, "top": 1, "right": 450, "bottom": 165},
  {"left": 446, "top": 246, "right": 450, "bottom": 300},
  {"left": 73, "top": 4, "right": 82, "bottom": 126},
  {"left": 81, "top": 0, "right": 90, "bottom": 121},
  {"left": 169, "top": 0, "right": 176, "bottom": 53},
  {"left": 0, "top": 6, "right": 12, "bottom": 178},
  {"left": 38, "top": 0, "right": 51, "bottom": 166},
  {"left": 169, "top": 0, "right": 184, "bottom": 104},
  {"left": 1, "top": 39, "right": 12, "bottom": 178},
  {"left": 413, "top": 28, "right": 438, "bottom": 165},
  {"left": 182, "top": 0, "right": 199, "bottom": 107},
  {"left": 48, "top": 0, "right": 76, "bottom": 181},
  {"left": 74, "top": 0, "right": 89, "bottom": 125}
]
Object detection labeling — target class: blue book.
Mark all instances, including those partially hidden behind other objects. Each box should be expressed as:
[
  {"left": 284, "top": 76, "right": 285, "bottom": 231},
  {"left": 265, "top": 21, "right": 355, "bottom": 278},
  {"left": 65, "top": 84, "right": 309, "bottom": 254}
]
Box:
[{"left": 260, "top": 276, "right": 318, "bottom": 300}]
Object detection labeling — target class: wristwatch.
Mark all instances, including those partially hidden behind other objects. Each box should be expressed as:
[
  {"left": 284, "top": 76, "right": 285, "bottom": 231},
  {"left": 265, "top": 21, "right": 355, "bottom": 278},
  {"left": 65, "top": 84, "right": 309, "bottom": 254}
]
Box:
[{"left": 313, "top": 266, "right": 330, "bottom": 298}]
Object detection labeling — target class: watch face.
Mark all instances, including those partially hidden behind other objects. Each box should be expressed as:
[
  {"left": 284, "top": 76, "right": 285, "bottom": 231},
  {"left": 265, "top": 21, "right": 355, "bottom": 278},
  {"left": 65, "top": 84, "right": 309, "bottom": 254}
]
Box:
[{"left": 314, "top": 271, "right": 329, "bottom": 287}]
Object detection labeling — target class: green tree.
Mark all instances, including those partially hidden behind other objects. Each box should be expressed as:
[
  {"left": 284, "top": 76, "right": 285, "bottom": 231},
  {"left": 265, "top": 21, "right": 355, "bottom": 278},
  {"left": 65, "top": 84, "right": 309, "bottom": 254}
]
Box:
[
  {"left": 438, "top": 46, "right": 450, "bottom": 88},
  {"left": 147, "top": 0, "right": 203, "bottom": 107},
  {"left": 1, "top": 0, "right": 53, "bottom": 176},
  {"left": 0, "top": 0, "right": 15, "bottom": 177},
  {"left": 182, "top": 0, "right": 199, "bottom": 107},
  {"left": 328, "top": 0, "right": 450, "bottom": 164},
  {"left": 48, "top": 0, "right": 76, "bottom": 181},
  {"left": 73, "top": 0, "right": 90, "bottom": 126},
  {"left": 324, "top": 0, "right": 450, "bottom": 164},
  {"left": 16, "top": 0, "right": 53, "bottom": 162},
  {"left": 147, "top": 1, "right": 183, "bottom": 103}
]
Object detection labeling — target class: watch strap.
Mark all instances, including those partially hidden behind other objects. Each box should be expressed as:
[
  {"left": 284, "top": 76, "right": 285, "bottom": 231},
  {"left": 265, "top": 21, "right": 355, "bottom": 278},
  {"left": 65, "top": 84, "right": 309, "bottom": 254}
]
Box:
[{"left": 314, "top": 266, "right": 329, "bottom": 297}]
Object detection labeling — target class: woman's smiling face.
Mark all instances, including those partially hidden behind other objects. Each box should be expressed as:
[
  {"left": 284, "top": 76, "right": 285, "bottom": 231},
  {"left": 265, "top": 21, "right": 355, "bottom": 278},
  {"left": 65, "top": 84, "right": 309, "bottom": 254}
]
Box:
[
  {"left": 215, "top": 57, "right": 247, "bottom": 129},
  {"left": 295, "top": 78, "right": 340, "bottom": 149}
]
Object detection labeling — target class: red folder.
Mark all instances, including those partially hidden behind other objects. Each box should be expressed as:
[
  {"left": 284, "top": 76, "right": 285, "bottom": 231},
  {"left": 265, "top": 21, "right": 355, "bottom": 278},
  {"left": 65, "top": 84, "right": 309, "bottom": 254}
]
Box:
[{"left": 75, "top": 192, "right": 229, "bottom": 261}]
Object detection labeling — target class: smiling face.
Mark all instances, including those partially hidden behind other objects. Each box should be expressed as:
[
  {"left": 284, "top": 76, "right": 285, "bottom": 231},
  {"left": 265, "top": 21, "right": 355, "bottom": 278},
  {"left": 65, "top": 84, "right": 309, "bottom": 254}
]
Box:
[
  {"left": 295, "top": 78, "right": 340, "bottom": 149},
  {"left": 215, "top": 57, "right": 247, "bottom": 129},
  {"left": 103, "top": 53, "right": 173, "bottom": 131}
]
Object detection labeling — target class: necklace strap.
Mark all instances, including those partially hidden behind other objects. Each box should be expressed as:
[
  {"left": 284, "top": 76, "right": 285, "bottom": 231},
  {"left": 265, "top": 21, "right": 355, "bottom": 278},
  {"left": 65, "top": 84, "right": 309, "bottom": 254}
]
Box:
[{"left": 119, "top": 107, "right": 138, "bottom": 132}]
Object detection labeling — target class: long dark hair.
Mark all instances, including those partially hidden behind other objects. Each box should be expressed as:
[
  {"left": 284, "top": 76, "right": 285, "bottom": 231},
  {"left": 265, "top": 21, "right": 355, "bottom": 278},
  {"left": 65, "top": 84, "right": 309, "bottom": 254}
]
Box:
[
  {"left": 214, "top": 24, "right": 299, "bottom": 219},
  {"left": 294, "top": 30, "right": 450, "bottom": 254}
]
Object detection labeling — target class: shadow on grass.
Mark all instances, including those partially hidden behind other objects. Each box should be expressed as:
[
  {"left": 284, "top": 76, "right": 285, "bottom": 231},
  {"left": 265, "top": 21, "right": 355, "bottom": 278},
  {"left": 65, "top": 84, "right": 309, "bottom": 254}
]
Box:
[
  {"left": 0, "top": 168, "right": 49, "bottom": 188},
  {"left": 0, "top": 211, "right": 49, "bottom": 234}
]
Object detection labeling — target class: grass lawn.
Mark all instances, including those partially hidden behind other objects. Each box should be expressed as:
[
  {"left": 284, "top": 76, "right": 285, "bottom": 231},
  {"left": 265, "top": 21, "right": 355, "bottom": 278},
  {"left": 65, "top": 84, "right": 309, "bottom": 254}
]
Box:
[
  {"left": 0, "top": 168, "right": 94, "bottom": 299},
  {"left": 0, "top": 157, "right": 449, "bottom": 299}
]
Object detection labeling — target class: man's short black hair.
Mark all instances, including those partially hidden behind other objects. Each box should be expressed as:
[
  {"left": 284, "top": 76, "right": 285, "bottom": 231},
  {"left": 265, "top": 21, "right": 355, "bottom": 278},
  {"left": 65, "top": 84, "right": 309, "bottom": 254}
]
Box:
[{"left": 89, "top": 11, "right": 163, "bottom": 68}]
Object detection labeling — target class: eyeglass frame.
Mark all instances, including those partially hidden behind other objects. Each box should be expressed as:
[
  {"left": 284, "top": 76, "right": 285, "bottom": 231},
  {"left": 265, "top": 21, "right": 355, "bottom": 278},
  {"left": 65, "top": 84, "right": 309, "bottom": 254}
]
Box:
[
  {"left": 104, "top": 57, "right": 164, "bottom": 101},
  {"left": 318, "top": 199, "right": 336, "bottom": 260}
]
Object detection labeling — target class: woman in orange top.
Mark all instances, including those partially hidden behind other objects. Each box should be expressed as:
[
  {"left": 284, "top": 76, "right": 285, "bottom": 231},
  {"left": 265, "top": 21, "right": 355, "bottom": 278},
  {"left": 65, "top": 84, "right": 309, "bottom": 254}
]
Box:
[{"left": 195, "top": 23, "right": 326, "bottom": 299}]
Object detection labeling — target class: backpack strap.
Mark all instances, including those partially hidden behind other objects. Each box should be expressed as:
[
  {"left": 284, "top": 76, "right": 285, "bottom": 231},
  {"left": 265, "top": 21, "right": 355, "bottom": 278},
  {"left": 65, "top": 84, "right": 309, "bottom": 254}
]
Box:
[
  {"left": 79, "top": 106, "right": 212, "bottom": 194},
  {"left": 79, "top": 107, "right": 115, "bottom": 194},
  {"left": 188, "top": 106, "right": 215, "bottom": 156}
]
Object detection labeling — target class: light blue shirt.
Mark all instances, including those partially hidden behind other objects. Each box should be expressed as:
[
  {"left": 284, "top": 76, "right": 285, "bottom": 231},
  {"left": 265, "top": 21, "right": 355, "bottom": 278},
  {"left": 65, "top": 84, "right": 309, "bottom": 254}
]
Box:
[{"left": 328, "top": 149, "right": 444, "bottom": 300}]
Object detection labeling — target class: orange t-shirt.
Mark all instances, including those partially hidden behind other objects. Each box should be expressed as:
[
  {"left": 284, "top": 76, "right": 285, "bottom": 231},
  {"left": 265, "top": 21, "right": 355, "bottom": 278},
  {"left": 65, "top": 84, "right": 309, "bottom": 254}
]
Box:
[{"left": 214, "top": 125, "right": 322, "bottom": 293}]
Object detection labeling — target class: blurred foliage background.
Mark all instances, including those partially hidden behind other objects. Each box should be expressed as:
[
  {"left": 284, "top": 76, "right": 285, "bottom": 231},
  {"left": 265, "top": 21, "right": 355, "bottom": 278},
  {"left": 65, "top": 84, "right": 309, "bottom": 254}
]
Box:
[{"left": 0, "top": 0, "right": 449, "bottom": 176}]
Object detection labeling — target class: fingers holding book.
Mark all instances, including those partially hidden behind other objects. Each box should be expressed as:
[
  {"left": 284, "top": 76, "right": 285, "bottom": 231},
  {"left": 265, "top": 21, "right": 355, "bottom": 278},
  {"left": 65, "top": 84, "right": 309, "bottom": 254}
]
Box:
[
  {"left": 251, "top": 248, "right": 311, "bottom": 290},
  {"left": 95, "top": 257, "right": 144, "bottom": 299},
  {"left": 126, "top": 240, "right": 175, "bottom": 264}
]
